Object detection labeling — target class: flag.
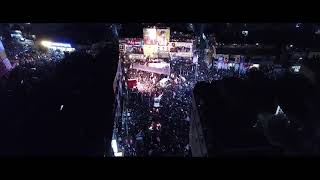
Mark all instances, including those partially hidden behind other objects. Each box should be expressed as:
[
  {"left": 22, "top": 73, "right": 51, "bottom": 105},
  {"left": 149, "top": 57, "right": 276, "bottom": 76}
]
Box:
[{"left": 127, "top": 79, "right": 137, "bottom": 89}]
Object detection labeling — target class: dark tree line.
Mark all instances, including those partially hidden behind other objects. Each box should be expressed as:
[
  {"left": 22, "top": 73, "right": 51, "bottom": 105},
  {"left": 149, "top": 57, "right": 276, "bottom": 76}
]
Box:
[{"left": 0, "top": 45, "right": 118, "bottom": 156}]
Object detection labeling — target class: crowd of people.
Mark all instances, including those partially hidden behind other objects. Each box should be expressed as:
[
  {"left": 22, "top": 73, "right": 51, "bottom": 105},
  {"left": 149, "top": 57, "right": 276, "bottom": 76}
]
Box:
[
  {"left": 171, "top": 31, "right": 195, "bottom": 42},
  {"left": 119, "top": 56, "right": 194, "bottom": 156},
  {"left": 5, "top": 39, "right": 64, "bottom": 63},
  {"left": 0, "top": 38, "right": 68, "bottom": 96},
  {"left": 115, "top": 35, "right": 302, "bottom": 156},
  {"left": 1, "top": 30, "right": 308, "bottom": 157},
  {"left": 117, "top": 44, "right": 247, "bottom": 156}
]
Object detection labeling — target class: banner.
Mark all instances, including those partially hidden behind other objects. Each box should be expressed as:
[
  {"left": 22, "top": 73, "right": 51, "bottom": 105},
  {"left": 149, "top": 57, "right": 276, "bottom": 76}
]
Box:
[
  {"left": 170, "top": 52, "right": 193, "bottom": 58},
  {"left": 119, "top": 39, "right": 127, "bottom": 45},
  {"left": 119, "top": 38, "right": 143, "bottom": 55},
  {"left": 158, "top": 45, "right": 169, "bottom": 52},
  {"left": 143, "top": 45, "right": 158, "bottom": 58},
  {"left": 143, "top": 29, "right": 157, "bottom": 45},
  {"left": 143, "top": 28, "right": 170, "bottom": 57},
  {"left": 132, "top": 62, "right": 170, "bottom": 75},
  {"left": 126, "top": 45, "right": 143, "bottom": 54},
  {"left": 156, "top": 28, "right": 170, "bottom": 46},
  {"left": 169, "top": 42, "right": 193, "bottom": 58},
  {"left": 128, "top": 54, "right": 145, "bottom": 60},
  {"left": 157, "top": 45, "right": 170, "bottom": 58},
  {"left": 119, "top": 38, "right": 143, "bottom": 46}
]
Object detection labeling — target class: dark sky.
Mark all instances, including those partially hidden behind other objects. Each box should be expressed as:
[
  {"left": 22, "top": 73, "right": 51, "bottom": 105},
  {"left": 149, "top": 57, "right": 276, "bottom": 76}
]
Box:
[
  {"left": 29, "top": 23, "right": 320, "bottom": 47},
  {"left": 31, "top": 23, "right": 110, "bottom": 45}
]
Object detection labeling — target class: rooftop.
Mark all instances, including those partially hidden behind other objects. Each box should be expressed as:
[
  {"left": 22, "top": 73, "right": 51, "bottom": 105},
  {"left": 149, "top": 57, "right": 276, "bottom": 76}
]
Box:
[{"left": 192, "top": 74, "right": 318, "bottom": 155}]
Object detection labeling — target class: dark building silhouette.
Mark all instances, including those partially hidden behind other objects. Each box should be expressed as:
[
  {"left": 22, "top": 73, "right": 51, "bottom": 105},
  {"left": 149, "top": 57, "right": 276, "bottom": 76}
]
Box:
[
  {"left": 190, "top": 74, "right": 320, "bottom": 157},
  {"left": 0, "top": 44, "right": 118, "bottom": 156}
]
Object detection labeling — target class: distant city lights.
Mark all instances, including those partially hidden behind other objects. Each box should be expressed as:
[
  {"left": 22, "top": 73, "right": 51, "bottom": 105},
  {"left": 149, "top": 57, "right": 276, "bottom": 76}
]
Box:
[
  {"left": 41, "top": 40, "right": 75, "bottom": 52},
  {"left": 41, "top": 41, "right": 72, "bottom": 48}
]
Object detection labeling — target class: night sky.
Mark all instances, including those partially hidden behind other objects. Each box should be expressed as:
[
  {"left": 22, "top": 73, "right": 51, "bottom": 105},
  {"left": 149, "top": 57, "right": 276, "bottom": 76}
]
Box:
[
  {"left": 4, "top": 23, "right": 320, "bottom": 47},
  {"left": 31, "top": 23, "right": 110, "bottom": 44}
]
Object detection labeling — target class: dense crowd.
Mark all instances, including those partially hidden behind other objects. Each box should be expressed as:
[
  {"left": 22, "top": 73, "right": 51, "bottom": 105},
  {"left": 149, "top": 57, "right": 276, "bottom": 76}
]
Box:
[
  {"left": 115, "top": 36, "right": 299, "bottom": 156},
  {"left": 0, "top": 38, "right": 67, "bottom": 93},
  {"left": 117, "top": 47, "right": 236, "bottom": 156},
  {"left": 171, "top": 32, "right": 195, "bottom": 42},
  {"left": 120, "top": 59, "right": 194, "bottom": 156}
]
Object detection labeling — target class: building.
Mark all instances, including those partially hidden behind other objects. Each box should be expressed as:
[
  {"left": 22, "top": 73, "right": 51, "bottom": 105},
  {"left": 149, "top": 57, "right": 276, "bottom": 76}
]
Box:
[
  {"left": 190, "top": 75, "right": 320, "bottom": 156},
  {"left": 110, "top": 54, "right": 125, "bottom": 157},
  {"left": 190, "top": 79, "right": 276, "bottom": 157}
]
